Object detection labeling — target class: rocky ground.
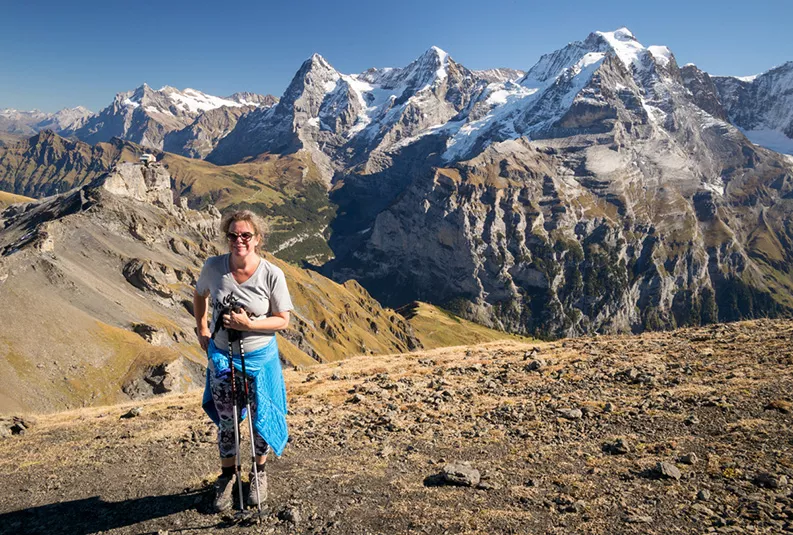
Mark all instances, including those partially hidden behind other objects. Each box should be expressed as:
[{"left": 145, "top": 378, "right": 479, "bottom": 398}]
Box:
[{"left": 0, "top": 319, "right": 792, "bottom": 534}]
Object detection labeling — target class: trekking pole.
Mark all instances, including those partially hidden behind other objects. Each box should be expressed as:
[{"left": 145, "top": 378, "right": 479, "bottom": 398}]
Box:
[
  {"left": 238, "top": 336, "right": 262, "bottom": 513},
  {"left": 227, "top": 331, "right": 245, "bottom": 512}
]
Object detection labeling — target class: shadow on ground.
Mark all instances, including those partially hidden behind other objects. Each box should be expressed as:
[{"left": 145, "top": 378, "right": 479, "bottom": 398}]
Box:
[{"left": 0, "top": 488, "right": 220, "bottom": 535}]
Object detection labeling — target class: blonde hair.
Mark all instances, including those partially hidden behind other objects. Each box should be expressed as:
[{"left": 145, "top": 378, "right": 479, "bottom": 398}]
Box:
[{"left": 220, "top": 210, "right": 270, "bottom": 249}]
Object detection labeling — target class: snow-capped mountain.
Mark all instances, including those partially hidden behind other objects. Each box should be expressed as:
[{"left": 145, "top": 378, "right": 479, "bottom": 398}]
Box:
[
  {"left": 73, "top": 84, "right": 276, "bottom": 153},
  {"left": 4, "top": 28, "right": 793, "bottom": 340},
  {"left": 0, "top": 107, "right": 93, "bottom": 137},
  {"left": 321, "top": 28, "right": 793, "bottom": 337},
  {"left": 441, "top": 28, "right": 686, "bottom": 160},
  {"left": 711, "top": 62, "right": 793, "bottom": 155},
  {"left": 208, "top": 47, "right": 482, "bottom": 176}
]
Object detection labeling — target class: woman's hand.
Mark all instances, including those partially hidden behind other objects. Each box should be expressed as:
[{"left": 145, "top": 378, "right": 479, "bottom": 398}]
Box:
[
  {"left": 223, "top": 308, "right": 251, "bottom": 331},
  {"left": 196, "top": 327, "right": 211, "bottom": 351}
]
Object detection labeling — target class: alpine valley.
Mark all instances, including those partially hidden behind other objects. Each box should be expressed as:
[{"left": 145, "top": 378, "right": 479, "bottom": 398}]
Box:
[{"left": 3, "top": 26, "right": 793, "bottom": 344}]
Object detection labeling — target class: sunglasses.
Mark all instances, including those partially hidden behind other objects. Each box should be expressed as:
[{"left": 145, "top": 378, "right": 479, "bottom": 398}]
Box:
[{"left": 226, "top": 232, "right": 255, "bottom": 242}]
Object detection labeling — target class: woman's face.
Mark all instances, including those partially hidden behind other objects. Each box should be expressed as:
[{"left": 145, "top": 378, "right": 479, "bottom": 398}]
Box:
[{"left": 227, "top": 220, "right": 260, "bottom": 258}]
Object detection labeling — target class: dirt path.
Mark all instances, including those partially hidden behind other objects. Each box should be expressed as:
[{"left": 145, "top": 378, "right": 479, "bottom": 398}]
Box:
[{"left": 1, "top": 320, "right": 792, "bottom": 534}]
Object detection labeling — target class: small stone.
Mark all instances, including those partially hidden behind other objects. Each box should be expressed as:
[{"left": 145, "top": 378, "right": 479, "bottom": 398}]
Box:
[
  {"left": 278, "top": 506, "right": 301, "bottom": 523},
  {"left": 476, "top": 480, "right": 500, "bottom": 491},
  {"left": 347, "top": 394, "right": 365, "bottom": 404},
  {"left": 697, "top": 489, "right": 711, "bottom": 501},
  {"left": 120, "top": 407, "right": 142, "bottom": 419},
  {"left": 525, "top": 358, "right": 546, "bottom": 371},
  {"left": 557, "top": 408, "right": 583, "bottom": 420},
  {"left": 765, "top": 399, "right": 792, "bottom": 414},
  {"left": 656, "top": 462, "right": 682, "bottom": 480},
  {"left": 570, "top": 500, "right": 587, "bottom": 514},
  {"left": 685, "top": 415, "right": 700, "bottom": 426},
  {"left": 604, "top": 438, "right": 630, "bottom": 455},
  {"left": 603, "top": 403, "right": 614, "bottom": 413},
  {"left": 753, "top": 472, "right": 782, "bottom": 489},
  {"left": 680, "top": 453, "right": 699, "bottom": 465},
  {"left": 624, "top": 515, "right": 653, "bottom": 524},
  {"left": 440, "top": 462, "right": 481, "bottom": 487}
]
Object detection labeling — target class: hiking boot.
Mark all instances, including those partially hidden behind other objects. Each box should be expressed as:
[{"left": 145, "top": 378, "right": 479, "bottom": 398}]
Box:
[
  {"left": 246, "top": 467, "right": 268, "bottom": 507},
  {"left": 212, "top": 474, "right": 237, "bottom": 512}
]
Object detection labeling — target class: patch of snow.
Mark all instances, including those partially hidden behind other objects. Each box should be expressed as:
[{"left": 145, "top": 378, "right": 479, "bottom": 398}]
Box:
[
  {"left": 431, "top": 46, "right": 449, "bottom": 81},
  {"left": 323, "top": 80, "right": 339, "bottom": 93},
  {"left": 735, "top": 74, "right": 759, "bottom": 82},
  {"left": 648, "top": 46, "right": 673, "bottom": 67},
  {"left": 122, "top": 98, "right": 140, "bottom": 109},
  {"left": 168, "top": 89, "right": 243, "bottom": 113},
  {"left": 643, "top": 103, "right": 667, "bottom": 124},
  {"left": 702, "top": 180, "right": 725, "bottom": 196}
]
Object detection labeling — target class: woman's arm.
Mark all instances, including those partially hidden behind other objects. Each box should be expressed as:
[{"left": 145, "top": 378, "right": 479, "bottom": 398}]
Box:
[
  {"left": 193, "top": 289, "right": 212, "bottom": 350},
  {"left": 225, "top": 309, "right": 290, "bottom": 333}
]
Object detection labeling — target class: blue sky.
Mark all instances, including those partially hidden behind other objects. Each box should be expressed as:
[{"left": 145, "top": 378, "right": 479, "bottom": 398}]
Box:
[{"left": 2, "top": 0, "right": 792, "bottom": 112}]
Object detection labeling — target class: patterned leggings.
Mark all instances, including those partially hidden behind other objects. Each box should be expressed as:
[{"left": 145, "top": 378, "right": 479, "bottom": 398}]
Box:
[{"left": 209, "top": 372, "right": 269, "bottom": 459}]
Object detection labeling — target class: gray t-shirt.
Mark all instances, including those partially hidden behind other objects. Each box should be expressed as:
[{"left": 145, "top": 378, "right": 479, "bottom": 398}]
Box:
[{"left": 196, "top": 254, "right": 294, "bottom": 352}]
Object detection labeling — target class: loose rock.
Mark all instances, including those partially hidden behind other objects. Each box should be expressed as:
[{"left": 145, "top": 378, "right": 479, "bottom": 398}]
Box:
[
  {"left": 278, "top": 506, "right": 301, "bottom": 523},
  {"left": 655, "top": 462, "right": 682, "bottom": 480},
  {"left": 120, "top": 407, "right": 142, "bottom": 419},
  {"left": 440, "top": 462, "right": 481, "bottom": 487},
  {"left": 680, "top": 453, "right": 699, "bottom": 465},
  {"left": 603, "top": 438, "right": 630, "bottom": 455},
  {"left": 623, "top": 514, "right": 653, "bottom": 524},
  {"left": 525, "top": 358, "right": 546, "bottom": 371},
  {"left": 557, "top": 408, "right": 583, "bottom": 420},
  {"left": 753, "top": 472, "right": 785, "bottom": 489}
]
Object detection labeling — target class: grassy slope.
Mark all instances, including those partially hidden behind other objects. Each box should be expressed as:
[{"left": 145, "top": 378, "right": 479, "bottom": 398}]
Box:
[
  {"left": 399, "top": 301, "right": 532, "bottom": 349},
  {"left": 0, "top": 191, "right": 34, "bottom": 209}
]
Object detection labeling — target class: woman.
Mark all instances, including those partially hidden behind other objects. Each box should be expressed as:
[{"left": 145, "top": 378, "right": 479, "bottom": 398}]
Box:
[{"left": 193, "top": 210, "right": 293, "bottom": 512}]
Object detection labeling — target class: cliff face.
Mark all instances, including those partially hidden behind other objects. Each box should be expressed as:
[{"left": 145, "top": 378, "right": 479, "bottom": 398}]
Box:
[{"left": 326, "top": 44, "right": 793, "bottom": 337}]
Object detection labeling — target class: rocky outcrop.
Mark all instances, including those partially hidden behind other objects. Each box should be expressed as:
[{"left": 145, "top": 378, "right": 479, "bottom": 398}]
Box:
[
  {"left": 680, "top": 64, "right": 728, "bottom": 121},
  {"left": 122, "top": 357, "right": 204, "bottom": 399},
  {"left": 100, "top": 162, "right": 173, "bottom": 210}
]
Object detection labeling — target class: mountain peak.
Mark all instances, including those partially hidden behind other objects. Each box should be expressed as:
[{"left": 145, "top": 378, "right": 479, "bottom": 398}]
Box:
[
  {"left": 420, "top": 46, "right": 449, "bottom": 62},
  {"left": 585, "top": 27, "right": 648, "bottom": 71},
  {"left": 595, "top": 27, "right": 636, "bottom": 43},
  {"left": 307, "top": 53, "right": 334, "bottom": 71}
]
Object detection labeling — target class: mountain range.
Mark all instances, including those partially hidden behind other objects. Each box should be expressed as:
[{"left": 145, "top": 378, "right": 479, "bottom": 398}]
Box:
[{"left": 2, "top": 27, "right": 793, "bottom": 340}]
